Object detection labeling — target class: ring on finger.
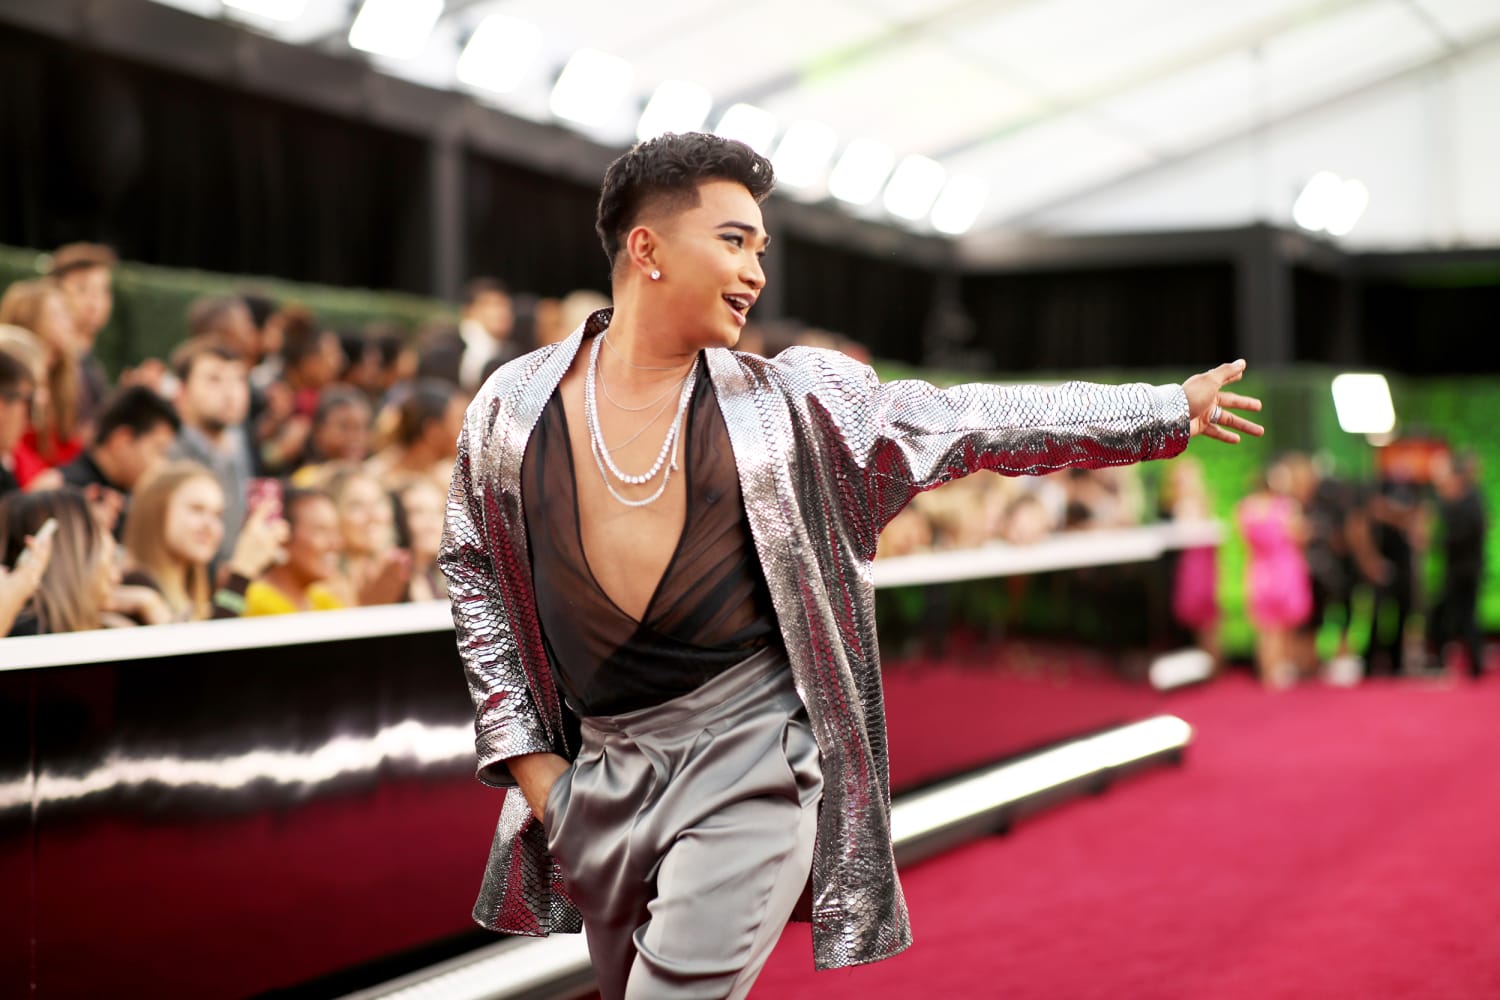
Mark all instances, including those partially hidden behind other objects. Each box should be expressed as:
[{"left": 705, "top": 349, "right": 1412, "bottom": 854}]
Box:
[{"left": 1209, "top": 405, "right": 1223, "bottom": 425}]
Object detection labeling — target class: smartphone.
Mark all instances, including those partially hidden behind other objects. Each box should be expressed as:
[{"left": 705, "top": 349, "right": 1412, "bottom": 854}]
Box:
[
  {"left": 247, "top": 478, "right": 284, "bottom": 520},
  {"left": 15, "top": 517, "right": 58, "bottom": 570}
]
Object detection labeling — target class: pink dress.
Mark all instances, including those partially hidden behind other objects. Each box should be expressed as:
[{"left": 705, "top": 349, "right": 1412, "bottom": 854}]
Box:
[
  {"left": 1172, "top": 544, "right": 1219, "bottom": 630},
  {"left": 1238, "top": 495, "right": 1313, "bottom": 629}
]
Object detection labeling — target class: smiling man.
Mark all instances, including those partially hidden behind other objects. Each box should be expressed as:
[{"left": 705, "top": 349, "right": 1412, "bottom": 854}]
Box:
[{"left": 441, "top": 132, "right": 1263, "bottom": 999}]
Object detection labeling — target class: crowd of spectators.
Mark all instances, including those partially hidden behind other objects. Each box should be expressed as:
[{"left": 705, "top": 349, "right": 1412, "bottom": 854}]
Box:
[
  {"left": 0, "top": 244, "right": 1487, "bottom": 679},
  {"left": 0, "top": 243, "right": 874, "bottom": 639},
  {"left": 1234, "top": 450, "right": 1487, "bottom": 688}
]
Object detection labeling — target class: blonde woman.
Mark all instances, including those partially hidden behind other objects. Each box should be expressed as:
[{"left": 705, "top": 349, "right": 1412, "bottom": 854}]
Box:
[
  {"left": 0, "top": 489, "right": 116, "bottom": 635},
  {"left": 317, "top": 463, "right": 409, "bottom": 606},
  {"left": 0, "top": 280, "right": 86, "bottom": 482},
  {"left": 122, "top": 461, "right": 287, "bottom": 622}
]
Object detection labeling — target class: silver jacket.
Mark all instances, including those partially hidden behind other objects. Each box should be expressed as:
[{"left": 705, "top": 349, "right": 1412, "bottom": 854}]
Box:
[{"left": 439, "top": 309, "right": 1191, "bottom": 970}]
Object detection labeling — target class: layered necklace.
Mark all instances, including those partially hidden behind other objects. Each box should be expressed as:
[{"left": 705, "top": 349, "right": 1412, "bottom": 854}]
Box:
[{"left": 584, "top": 332, "right": 697, "bottom": 508}]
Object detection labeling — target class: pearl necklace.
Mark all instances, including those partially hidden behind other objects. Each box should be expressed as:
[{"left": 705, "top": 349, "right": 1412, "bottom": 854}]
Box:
[{"left": 584, "top": 332, "right": 697, "bottom": 508}]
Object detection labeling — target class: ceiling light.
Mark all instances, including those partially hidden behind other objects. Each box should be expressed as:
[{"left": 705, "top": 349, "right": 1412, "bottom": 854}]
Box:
[
  {"left": 772, "top": 120, "right": 838, "bottom": 189},
  {"left": 1294, "top": 171, "right": 1370, "bottom": 237},
  {"left": 1331, "top": 373, "right": 1395, "bottom": 435},
  {"left": 714, "top": 103, "right": 777, "bottom": 156},
  {"left": 930, "top": 175, "right": 988, "bottom": 236},
  {"left": 637, "top": 80, "right": 713, "bottom": 142},
  {"left": 883, "top": 155, "right": 946, "bottom": 221},
  {"left": 456, "top": 15, "right": 542, "bottom": 95},
  {"left": 222, "top": 0, "right": 306, "bottom": 20},
  {"left": 1324, "top": 179, "right": 1369, "bottom": 237},
  {"left": 828, "top": 138, "right": 894, "bottom": 206},
  {"left": 550, "top": 49, "right": 633, "bottom": 127},
  {"left": 348, "top": 0, "right": 443, "bottom": 61}
]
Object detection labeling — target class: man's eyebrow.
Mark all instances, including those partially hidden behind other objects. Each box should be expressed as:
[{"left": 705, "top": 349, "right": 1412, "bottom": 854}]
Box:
[{"left": 718, "top": 221, "right": 772, "bottom": 248}]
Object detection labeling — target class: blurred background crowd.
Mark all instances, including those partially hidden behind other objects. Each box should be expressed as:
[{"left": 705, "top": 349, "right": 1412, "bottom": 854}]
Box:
[{"left": 0, "top": 241, "right": 1486, "bottom": 692}]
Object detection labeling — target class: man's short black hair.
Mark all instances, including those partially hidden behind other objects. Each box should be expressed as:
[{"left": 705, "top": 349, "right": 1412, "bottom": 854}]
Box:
[
  {"left": 595, "top": 132, "right": 775, "bottom": 273},
  {"left": 95, "top": 385, "right": 180, "bottom": 443}
]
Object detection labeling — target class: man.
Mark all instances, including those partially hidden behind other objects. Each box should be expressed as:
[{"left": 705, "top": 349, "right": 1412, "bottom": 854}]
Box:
[
  {"left": 167, "top": 337, "right": 252, "bottom": 562},
  {"left": 61, "top": 386, "right": 179, "bottom": 537},
  {"left": 0, "top": 348, "right": 36, "bottom": 500},
  {"left": 1431, "top": 451, "right": 1487, "bottom": 678},
  {"left": 48, "top": 242, "right": 117, "bottom": 424},
  {"left": 421, "top": 278, "right": 518, "bottom": 392},
  {"left": 439, "top": 133, "right": 1263, "bottom": 999}
]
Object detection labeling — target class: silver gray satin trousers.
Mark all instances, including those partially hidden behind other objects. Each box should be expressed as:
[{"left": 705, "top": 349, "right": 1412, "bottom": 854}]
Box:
[{"left": 543, "top": 647, "right": 823, "bottom": 1000}]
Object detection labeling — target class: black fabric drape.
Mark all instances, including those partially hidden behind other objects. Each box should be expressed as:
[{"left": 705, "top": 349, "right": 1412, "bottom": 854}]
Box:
[
  {"left": 959, "top": 263, "right": 1236, "bottom": 372},
  {"left": 781, "top": 237, "right": 937, "bottom": 366},
  {"left": 0, "top": 24, "right": 431, "bottom": 294},
  {"left": 463, "top": 153, "right": 610, "bottom": 298}
]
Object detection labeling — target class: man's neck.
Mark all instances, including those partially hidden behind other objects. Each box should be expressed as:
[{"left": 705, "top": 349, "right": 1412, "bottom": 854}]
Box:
[{"left": 596, "top": 306, "right": 700, "bottom": 392}]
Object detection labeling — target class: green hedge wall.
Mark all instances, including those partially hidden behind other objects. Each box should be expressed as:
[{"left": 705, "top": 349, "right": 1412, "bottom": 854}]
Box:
[{"left": 0, "top": 243, "right": 451, "bottom": 375}]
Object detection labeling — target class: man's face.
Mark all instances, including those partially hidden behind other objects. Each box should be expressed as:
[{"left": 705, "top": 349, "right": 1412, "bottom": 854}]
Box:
[
  {"left": 647, "top": 179, "right": 769, "bottom": 349},
  {"left": 181, "top": 356, "right": 250, "bottom": 433},
  {"left": 113, "top": 422, "right": 176, "bottom": 491},
  {"left": 313, "top": 401, "right": 372, "bottom": 462},
  {"left": 58, "top": 267, "right": 113, "bottom": 345},
  {"left": 468, "top": 292, "right": 514, "bottom": 342},
  {"left": 0, "top": 380, "right": 34, "bottom": 453}
]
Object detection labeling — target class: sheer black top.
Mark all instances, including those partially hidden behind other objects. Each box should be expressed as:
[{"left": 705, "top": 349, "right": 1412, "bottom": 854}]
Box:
[{"left": 521, "top": 355, "right": 779, "bottom": 716}]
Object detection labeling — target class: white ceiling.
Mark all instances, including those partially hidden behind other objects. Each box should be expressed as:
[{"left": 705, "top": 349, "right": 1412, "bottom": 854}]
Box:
[{"left": 171, "top": 0, "right": 1500, "bottom": 250}]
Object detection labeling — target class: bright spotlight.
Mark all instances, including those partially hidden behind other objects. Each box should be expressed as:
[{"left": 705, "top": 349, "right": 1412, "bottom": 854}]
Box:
[
  {"left": 1294, "top": 171, "right": 1370, "bottom": 237},
  {"left": 931, "top": 175, "right": 988, "bottom": 235},
  {"left": 714, "top": 103, "right": 778, "bottom": 156},
  {"left": 348, "top": 0, "right": 442, "bottom": 61},
  {"left": 1325, "top": 179, "right": 1369, "bottom": 237},
  {"left": 223, "top": 0, "right": 306, "bottom": 20},
  {"left": 883, "top": 155, "right": 946, "bottom": 221},
  {"left": 828, "top": 138, "right": 894, "bottom": 206},
  {"left": 1331, "top": 373, "right": 1395, "bottom": 435},
  {"left": 772, "top": 120, "right": 838, "bottom": 189},
  {"left": 456, "top": 15, "right": 543, "bottom": 95},
  {"left": 637, "top": 80, "right": 712, "bottom": 141},
  {"left": 550, "top": 49, "right": 633, "bottom": 127}
]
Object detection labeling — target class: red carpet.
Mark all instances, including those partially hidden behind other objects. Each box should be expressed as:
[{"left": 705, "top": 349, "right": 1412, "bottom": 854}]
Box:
[{"left": 756, "top": 672, "right": 1500, "bottom": 999}]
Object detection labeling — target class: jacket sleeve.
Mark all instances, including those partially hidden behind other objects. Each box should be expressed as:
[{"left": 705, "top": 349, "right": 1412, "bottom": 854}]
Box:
[
  {"left": 781, "top": 347, "right": 1191, "bottom": 537},
  {"left": 439, "top": 418, "right": 555, "bottom": 788}
]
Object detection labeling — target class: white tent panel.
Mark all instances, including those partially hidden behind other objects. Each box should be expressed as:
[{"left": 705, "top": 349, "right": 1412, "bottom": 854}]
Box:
[
  {"left": 1413, "top": 0, "right": 1500, "bottom": 40},
  {"left": 1092, "top": 51, "right": 1258, "bottom": 156},
  {"left": 1450, "top": 46, "right": 1500, "bottom": 243},
  {"left": 1261, "top": 0, "right": 1443, "bottom": 119},
  {"left": 762, "top": 40, "right": 1039, "bottom": 157},
  {"left": 948, "top": 114, "right": 1155, "bottom": 223}
]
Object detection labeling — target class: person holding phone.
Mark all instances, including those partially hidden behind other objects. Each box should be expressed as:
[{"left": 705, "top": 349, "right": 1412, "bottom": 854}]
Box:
[
  {"left": 121, "top": 461, "right": 287, "bottom": 622},
  {"left": 0, "top": 489, "right": 118, "bottom": 636}
]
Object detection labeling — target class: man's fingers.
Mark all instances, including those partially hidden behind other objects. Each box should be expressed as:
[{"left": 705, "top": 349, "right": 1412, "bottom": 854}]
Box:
[
  {"left": 1218, "top": 391, "right": 1261, "bottom": 412},
  {"left": 1212, "top": 359, "right": 1248, "bottom": 386},
  {"left": 1205, "top": 423, "right": 1241, "bottom": 444},
  {"left": 1217, "top": 411, "right": 1265, "bottom": 437}
]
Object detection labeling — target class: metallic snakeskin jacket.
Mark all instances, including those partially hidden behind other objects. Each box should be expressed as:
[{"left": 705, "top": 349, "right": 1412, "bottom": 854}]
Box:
[{"left": 439, "top": 309, "right": 1191, "bottom": 970}]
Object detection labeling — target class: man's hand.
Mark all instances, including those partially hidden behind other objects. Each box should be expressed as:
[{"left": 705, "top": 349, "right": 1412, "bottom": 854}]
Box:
[
  {"left": 510, "top": 752, "right": 572, "bottom": 823},
  {"left": 1184, "top": 359, "right": 1264, "bottom": 443}
]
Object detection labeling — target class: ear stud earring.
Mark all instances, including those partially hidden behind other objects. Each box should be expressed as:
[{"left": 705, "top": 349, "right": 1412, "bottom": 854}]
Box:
[{"left": 651, "top": 270, "right": 661, "bottom": 281}]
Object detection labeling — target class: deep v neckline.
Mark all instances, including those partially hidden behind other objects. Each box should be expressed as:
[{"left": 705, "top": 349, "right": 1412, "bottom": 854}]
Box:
[{"left": 556, "top": 359, "right": 698, "bottom": 627}]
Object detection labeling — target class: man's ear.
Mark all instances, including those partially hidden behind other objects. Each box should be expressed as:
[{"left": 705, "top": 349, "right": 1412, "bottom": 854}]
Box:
[{"left": 624, "top": 224, "right": 660, "bottom": 278}]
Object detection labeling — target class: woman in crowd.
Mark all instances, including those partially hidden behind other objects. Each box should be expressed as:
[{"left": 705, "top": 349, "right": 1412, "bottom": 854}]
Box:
[
  {"left": 1238, "top": 457, "right": 1313, "bottom": 688},
  {"left": 319, "top": 463, "right": 409, "bottom": 606},
  {"left": 0, "top": 488, "right": 116, "bottom": 635},
  {"left": 0, "top": 280, "right": 86, "bottom": 483},
  {"left": 122, "top": 461, "right": 287, "bottom": 621},
  {"left": 366, "top": 378, "right": 464, "bottom": 492},
  {"left": 245, "top": 487, "right": 345, "bottom": 615},
  {"left": 392, "top": 475, "right": 447, "bottom": 602},
  {"left": 1163, "top": 458, "right": 1221, "bottom": 669}
]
